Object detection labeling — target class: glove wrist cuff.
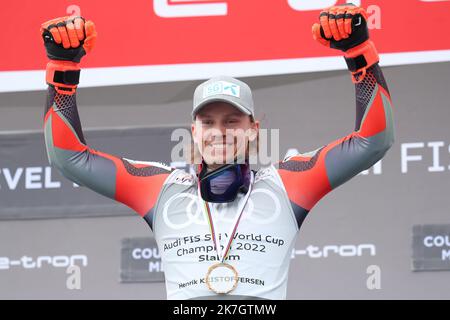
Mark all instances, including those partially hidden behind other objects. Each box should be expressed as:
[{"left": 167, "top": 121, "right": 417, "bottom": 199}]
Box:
[
  {"left": 344, "top": 40, "right": 379, "bottom": 83},
  {"left": 46, "top": 60, "right": 80, "bottom": 95}
]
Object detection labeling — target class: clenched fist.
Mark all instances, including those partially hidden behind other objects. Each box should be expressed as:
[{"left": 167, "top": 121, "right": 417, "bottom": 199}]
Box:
[
  {"left": 312, "top": 4, "right": 369, "bottom": 52},
  {"left": 312, "top": 4, "right": 378, "bottom": 83},
  {"left": 40, "top": 16, "right": 97, "bottom": 63},
  {"left": 40, "top": 16, "right": 96, "bottom": 93}
]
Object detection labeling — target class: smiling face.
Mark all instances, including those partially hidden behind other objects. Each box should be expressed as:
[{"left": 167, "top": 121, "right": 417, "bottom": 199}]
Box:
[{"left": 191, "top": 102, "right": 259, "bottom": 170}]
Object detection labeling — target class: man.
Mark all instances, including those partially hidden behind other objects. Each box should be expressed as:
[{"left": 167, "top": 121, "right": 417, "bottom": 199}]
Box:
[{"left": 41, "top": 4, "right": 394, "bottom": 300}]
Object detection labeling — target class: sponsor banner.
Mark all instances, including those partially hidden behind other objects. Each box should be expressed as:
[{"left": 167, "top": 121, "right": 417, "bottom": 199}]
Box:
[
  {"left": 412, "top": 224, "right": 450, "bottom": 271},
  {"left": 1, "top": 0, "right": 450, "bottom": 92},
  {"left": 0, "top": 126, "right": 180, "bottom": 220},
  {"left": 0, "top": 254, "right": 88, "bottom": 271},
  {"left": 291, "top": 243, "right": 376, "bottom": 259},
  {"left": 120, "top": 237, "right": 164, "bottom": 283}
]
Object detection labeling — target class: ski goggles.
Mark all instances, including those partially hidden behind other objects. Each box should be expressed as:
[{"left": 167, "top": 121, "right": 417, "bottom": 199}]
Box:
[{"left": 198, "top": 163, "right": 249, "bottom": 203}]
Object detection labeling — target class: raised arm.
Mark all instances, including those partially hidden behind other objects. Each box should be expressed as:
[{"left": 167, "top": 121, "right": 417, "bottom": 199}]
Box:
[
  {"left": 277, "top": 5, "right": 395, "bottom": 228},
  {"left": 41, "top": 16, "right": 172, "bottom": 224}
]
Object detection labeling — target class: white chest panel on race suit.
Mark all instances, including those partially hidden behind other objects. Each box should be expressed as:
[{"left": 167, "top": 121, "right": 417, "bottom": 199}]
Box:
[{"left": 152, "top": 165, "right": 299, "bottom": 300}]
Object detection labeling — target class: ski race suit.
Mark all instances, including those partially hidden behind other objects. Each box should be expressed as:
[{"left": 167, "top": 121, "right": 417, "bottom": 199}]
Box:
[
  {"left": 41, "top": 4, "right": 394, "bottom": 299},
  {"left": 43, "top": 62, "right": 394, "bottom": 299}
]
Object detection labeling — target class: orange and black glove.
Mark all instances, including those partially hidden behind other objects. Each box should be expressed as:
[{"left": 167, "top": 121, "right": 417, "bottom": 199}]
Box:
[
  {"left": 40, "top": 16, "right": 97, "bottom": 94},
  {"left": 312, "top": 4, "right": 378, "bottom": 83}
]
